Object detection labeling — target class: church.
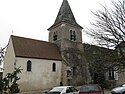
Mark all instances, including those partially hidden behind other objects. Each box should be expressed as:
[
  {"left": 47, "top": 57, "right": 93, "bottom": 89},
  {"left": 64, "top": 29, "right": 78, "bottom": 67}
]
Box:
[{"left": 3, "top": 0, "right": 91, "bottom": 92}]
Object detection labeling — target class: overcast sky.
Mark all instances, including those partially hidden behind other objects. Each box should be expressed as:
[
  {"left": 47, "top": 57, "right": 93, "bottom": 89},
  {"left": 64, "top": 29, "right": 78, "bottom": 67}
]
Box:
[{"left": 0, "top": 0, "right": 110, "bottom": 47}]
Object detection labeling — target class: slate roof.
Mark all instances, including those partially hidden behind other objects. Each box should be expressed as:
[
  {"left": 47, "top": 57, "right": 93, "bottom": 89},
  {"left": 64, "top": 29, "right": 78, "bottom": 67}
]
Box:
[
  {"left": 11, "top": 35, "right": 62, "bottom": 61},
  {"left": 48, "top": 0, "right": 83, "bottom": 30}
]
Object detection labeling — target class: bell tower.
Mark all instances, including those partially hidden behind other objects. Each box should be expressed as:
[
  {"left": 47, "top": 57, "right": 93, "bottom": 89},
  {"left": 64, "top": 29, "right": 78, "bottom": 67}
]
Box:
[
  {"left": 48, "top": 0, "right": 90, "bottom": 86},
  {"left": 48, "top": 0, "right": 83, "bottom": 43}
]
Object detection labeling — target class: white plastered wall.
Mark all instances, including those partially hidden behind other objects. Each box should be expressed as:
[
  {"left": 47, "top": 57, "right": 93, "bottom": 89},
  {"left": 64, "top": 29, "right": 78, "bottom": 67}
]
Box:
[{"left": 15, "top": 57, "right": 62, "bottom": 92}]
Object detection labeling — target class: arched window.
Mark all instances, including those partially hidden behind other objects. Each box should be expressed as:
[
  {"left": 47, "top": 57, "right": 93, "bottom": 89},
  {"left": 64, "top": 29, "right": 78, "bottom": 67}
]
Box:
[
  {"left": 67, "top": 70, "right": 71, "bottom": 77},
  {"left": 53, "top": 31, "right": 57, "bottom": 41},
  {"left": 27, "top": 60, "right": 32, "bottom": 71},
  {"left": 108, "top": 68, "right": 115, "bottom": 80},
  {"left": 52, "top": 63, "right": 56, "bottom": 72},
  {"left": 72, "top": 67, "right": 76, "bottom": 75},
  {"left": 70, "top": 30, "right": 76, "bottom": 41}
]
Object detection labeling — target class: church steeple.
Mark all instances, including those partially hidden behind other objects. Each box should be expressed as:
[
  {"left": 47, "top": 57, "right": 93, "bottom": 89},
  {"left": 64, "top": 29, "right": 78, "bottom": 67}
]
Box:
[
  {"left": 48, "top": 0, "right": 83, "bottom": 30},
  {"left": 47, "top": 0, "right": 89, "bottom": 86},
  {"left": 48, "top": 0, "right": 83, "bottom": 43}
]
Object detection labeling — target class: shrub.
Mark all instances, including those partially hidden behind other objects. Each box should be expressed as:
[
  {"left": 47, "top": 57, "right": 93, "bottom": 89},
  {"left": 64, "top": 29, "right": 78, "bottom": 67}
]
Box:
[{"left": 0, "top": 67, "right": 22, "bottom": 94}]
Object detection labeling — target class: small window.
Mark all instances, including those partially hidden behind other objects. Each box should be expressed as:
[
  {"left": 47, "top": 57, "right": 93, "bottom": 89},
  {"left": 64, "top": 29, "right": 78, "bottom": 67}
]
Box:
[
  {"left": 53, "top": 32, "right": 57, "bottom": 41},
  {"left": 70, "top": 30, "right": 76, "bottom": 41},
  {"left": 72, "top": 67, "right": 76, "bottom": 75},
  {"left": 27, "top": 60, "right": 32, "bottom": 71},
  {"left": 52, "top": 63, "right": 56, "bottom": 72},
  {"left": 108, "top": 69, "right": 115, "bottom": 80},
  {"left": 67, "top": 70, "right": 71, "bottom": 77}
]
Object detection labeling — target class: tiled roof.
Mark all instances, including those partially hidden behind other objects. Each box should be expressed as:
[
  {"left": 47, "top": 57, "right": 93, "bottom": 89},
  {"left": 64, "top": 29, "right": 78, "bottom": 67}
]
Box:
[{"left": 11, "top": 35, "right": 62, "bottom": 61}]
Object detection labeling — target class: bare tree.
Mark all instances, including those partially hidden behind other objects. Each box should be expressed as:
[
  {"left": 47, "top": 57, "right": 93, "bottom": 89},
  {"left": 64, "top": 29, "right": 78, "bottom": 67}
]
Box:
[
  {"left": 86, "top": 0, "right": 125, "bottom": 70},
  {"left": 0, "top": 46, "right": 7, "bottom": 69}
]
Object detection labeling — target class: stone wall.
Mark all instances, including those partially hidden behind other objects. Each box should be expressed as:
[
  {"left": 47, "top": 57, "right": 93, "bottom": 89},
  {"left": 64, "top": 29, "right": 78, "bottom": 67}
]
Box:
[
  {"left": 55, "top": 39, "right": 91, "bottom": 85},
  {"left": 116, "top": 71, "right": 125, "bottom": 86}
]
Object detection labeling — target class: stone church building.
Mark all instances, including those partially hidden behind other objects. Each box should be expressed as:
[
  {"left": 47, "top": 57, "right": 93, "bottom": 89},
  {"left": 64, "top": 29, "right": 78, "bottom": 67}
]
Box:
[{"left": 3, "top": 0, "right": 91, "bottom": 92}]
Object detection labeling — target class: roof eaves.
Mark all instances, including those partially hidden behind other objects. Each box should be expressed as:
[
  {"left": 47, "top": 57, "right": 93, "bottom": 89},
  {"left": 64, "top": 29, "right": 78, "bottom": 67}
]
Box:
[{"left": 16, "top": 56, "right": 62, "bottom": 61}]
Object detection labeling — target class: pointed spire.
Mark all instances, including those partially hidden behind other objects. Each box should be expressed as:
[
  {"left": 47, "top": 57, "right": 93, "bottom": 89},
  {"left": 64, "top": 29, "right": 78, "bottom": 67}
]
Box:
[
  {"left": 48, "top": 0, "right": 83, "bottom": 30},
  {"left": 55, "top": 0, "right": 76, "bottom": 25}
]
